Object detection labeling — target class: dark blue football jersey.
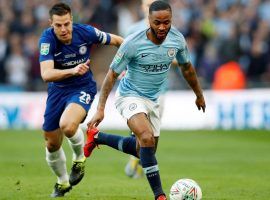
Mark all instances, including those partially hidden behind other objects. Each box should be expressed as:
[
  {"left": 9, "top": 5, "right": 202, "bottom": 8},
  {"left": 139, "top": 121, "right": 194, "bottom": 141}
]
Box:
[{"left": 39, "top": 23, "right": 111, "bottom": 90}]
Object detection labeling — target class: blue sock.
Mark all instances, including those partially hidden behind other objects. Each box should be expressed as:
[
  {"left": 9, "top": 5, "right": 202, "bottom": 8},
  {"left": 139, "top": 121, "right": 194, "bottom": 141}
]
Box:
[
  {"left": 140, "top": 147, "right": 164, "bottom": 198},
  {"left": 96, "top": 132, "right": 138, "bottom": 157}
]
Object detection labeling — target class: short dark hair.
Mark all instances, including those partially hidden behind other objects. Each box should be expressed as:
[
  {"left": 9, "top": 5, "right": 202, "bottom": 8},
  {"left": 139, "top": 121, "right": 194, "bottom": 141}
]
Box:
[
  {"left": 149, "top": 0, "right": 171, "bottom": 14},
  {"left": 49, "top": 3, "right": 71, "bottom": 18}
]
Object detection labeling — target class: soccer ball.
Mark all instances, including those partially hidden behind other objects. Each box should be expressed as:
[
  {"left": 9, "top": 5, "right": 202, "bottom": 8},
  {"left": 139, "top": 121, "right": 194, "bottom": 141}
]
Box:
[{"left": 169, "top": 178, "right": 202, "bottom": 200}]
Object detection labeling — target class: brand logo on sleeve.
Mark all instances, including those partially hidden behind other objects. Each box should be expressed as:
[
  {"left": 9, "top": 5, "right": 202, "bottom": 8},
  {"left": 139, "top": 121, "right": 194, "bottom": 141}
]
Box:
[{"left": 40, "top": 43, "right": 50, "bottom": 55}]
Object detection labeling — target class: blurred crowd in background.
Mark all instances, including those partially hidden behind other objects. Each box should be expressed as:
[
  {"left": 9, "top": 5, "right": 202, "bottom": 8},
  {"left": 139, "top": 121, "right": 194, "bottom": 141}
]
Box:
[{"left": 0, "top": 0, "right": 270, "bottom": 91}]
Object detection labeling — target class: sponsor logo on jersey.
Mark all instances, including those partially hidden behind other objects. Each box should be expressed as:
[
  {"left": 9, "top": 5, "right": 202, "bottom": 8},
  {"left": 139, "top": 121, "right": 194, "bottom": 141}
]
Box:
[
  {"left": 114, "top": 52, "right": 123, "bottom": 64},
  {"left": 167, "top": 48, "right": 176, "bottom": 57},
  {"left": 62, "top": 58, "right": 85, "bottom": 67},
  {"left": 65, "top": 53, "right": 76, "bottom": 58},
  {"left": 140, "top": 63, "right": 170, "bottom": 72},
  {"left": 79, "top": 46, "right": 87, "bottom": 55},
  {"left": 40, "top": 43, "right": 50, "bottom": 55}
]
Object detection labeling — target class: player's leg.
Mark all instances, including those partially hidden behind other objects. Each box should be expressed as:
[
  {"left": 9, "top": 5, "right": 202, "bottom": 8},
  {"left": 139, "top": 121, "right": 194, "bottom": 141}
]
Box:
[
  {"left": 84, "top": 96, "right": 145, "bottom": 158},
  {"left": 60, "top": 103, "right": 87, "bottom": 186},
  {"left": 128, "top": 113, "right": 165, "bottom": 199},
  {"left": 84, "top": 128, "right": 159, "bottom": 160},
  {"left": 43, "top": 84, "right": 73, "bottom": 197},
  {"left": 44, "top": 129, "right": 72, "bottom": 197},
  {"left": 61, "top": 84, "right": 95, "bottom": 186},
  {"left": 60, "top": 103, "right": 86, "bottom": 160},
  {"left": 84, "top": 128, "right": 139, "bottom": 158},
  {"left": 125, "top": 134, "right": 159, "bottom": 178}
]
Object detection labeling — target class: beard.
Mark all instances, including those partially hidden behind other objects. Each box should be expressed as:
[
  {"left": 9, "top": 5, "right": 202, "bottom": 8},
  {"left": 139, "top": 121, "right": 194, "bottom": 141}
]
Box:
[{"left": 150, "top": 26, "right": 171, "bottom": 42}]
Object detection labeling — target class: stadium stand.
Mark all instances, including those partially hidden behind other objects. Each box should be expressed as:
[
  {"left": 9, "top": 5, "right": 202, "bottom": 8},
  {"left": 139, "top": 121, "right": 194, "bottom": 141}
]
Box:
[{"left": 0, "top": 0, "right": 269, "bottom": 91}]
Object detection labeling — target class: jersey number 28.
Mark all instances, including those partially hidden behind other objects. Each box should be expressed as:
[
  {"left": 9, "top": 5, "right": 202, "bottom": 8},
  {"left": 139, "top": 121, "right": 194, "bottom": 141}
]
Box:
[{"left": 79, "top": 91, "right": 91, "bottom": 104}]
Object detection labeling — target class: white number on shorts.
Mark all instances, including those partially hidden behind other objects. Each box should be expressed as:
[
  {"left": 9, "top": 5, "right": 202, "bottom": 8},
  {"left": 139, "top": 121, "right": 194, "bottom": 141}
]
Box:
[{"left": 79, "top": 91, "right": 91, "bottom": 104}]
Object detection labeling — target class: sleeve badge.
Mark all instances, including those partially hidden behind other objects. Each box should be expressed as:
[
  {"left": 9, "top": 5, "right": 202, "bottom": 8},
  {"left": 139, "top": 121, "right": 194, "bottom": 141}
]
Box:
[{"left": 40, "top": 43, "right": 50, "bottom": 55}]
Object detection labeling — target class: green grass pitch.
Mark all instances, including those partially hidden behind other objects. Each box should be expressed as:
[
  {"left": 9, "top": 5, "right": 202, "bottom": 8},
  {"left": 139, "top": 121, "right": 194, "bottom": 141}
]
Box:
[{"left": 0, "top": 129, "right": 269, "bottom": 200}]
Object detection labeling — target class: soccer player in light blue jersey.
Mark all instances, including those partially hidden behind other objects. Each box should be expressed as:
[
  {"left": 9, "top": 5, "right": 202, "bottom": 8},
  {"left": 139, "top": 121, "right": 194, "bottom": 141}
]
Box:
[
  {"left": 38, "top": 3, "right": 123, "bottom": 197},
  {"left": 123, "top": 0, "right": 177, "bottom": 179},
  {"left": 84, "top": 1, "right": 205, "bottom": 199}
]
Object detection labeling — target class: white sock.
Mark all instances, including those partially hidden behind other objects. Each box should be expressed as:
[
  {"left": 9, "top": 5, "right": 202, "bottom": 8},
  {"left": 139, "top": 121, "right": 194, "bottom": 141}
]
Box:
[
  {"left": 46, "top": 147, "right": 69, "bottom": 185},
  {"left": 67, "top": 127, "right": 84, "bottom": 161}
]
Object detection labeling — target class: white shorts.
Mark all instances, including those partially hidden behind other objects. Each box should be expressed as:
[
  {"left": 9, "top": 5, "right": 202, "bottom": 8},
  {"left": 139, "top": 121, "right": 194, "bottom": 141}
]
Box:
[
  {"left": 158, "top": 94, "right": 165, "bottom": 119},
  {"left": 115, "top": 95, "right": 161, "bottom": 137}
]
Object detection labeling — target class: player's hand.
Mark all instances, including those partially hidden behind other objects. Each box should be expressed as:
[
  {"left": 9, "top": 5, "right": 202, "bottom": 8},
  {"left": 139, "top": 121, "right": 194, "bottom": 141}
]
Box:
[
  {"left": 195, "top": 95, "right": 206, "bottom": 113},
  {"left": 73, "top": 59, "right": 90, "bottom": 76},
  {"left": 87, "top": 110, "right": 104, "bottom": 129}
]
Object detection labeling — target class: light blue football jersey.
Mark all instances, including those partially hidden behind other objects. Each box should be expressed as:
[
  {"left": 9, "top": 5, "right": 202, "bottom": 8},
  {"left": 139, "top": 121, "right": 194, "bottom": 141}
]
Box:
[{"left": 110, "top": 27, "right": 190, "bottom": 102}]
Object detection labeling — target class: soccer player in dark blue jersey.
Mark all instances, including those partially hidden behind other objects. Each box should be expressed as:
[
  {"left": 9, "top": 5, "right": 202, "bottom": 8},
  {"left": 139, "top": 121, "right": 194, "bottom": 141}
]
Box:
[{"left": 38, "top": 3, "right": 123, "bottom": 197}]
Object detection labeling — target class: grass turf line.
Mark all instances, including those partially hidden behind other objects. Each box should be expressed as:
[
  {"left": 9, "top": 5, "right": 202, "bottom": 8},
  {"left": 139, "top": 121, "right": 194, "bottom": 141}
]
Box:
[{"left": 0, "top": 130, "right": 269, "bottom": 199}]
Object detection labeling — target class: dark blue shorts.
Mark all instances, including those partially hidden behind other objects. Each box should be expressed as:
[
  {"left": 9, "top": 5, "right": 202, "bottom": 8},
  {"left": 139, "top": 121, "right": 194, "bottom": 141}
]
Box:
[{"left": 42, "top": 83, "right": 96, "bottom": 131}]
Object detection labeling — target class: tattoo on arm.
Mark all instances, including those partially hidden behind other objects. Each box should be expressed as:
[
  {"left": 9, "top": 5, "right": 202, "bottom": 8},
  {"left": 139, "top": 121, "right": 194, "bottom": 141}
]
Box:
[
  {"left": 98, "top": 70, "right": 118, "bottom": 110},
  {"left": 180, "top": 62, "right": 203, "bottom": 97}
]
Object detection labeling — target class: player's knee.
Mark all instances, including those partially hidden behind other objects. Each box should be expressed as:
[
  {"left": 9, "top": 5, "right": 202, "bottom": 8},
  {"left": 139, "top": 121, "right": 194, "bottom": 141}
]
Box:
[
  {"left": 139, "top": 132, "right": 155, "bottom": 147},
  {"left": 46, "top": 142, "right": 61, "bottom": 152},
  {"left": 60, "top": 122, "right": 77, "bottom": 137}
]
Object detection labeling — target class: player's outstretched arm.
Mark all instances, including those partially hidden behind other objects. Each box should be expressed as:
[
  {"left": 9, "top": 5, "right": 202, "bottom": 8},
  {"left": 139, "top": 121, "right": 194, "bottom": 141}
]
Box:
[
  {"left": 87, "top": 69, "right": 119, "bottom": 128},
  {"left": 40, "top": 59, "right": 90, "bottom": 82},
  {"left": 179, "top": 62, "right": 206, "bottom": 112},
  {"left": 109, "top": 34, "right": 124, "bottom": 48}
]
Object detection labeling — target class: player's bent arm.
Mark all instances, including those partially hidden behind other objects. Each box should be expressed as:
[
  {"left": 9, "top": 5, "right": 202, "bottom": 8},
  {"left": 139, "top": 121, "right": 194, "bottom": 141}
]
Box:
[
  {"left": 40, "top": 60, "right": 90, "bottom": 82},
  {"left": 109, "top": 34, "right": 124, "bottom": 48},
  {"left": 40, "top": 60, "right": 74, "bottom": 82},
  {"left": 97, "top": 69, "right": 119, "bottom": 112}
]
